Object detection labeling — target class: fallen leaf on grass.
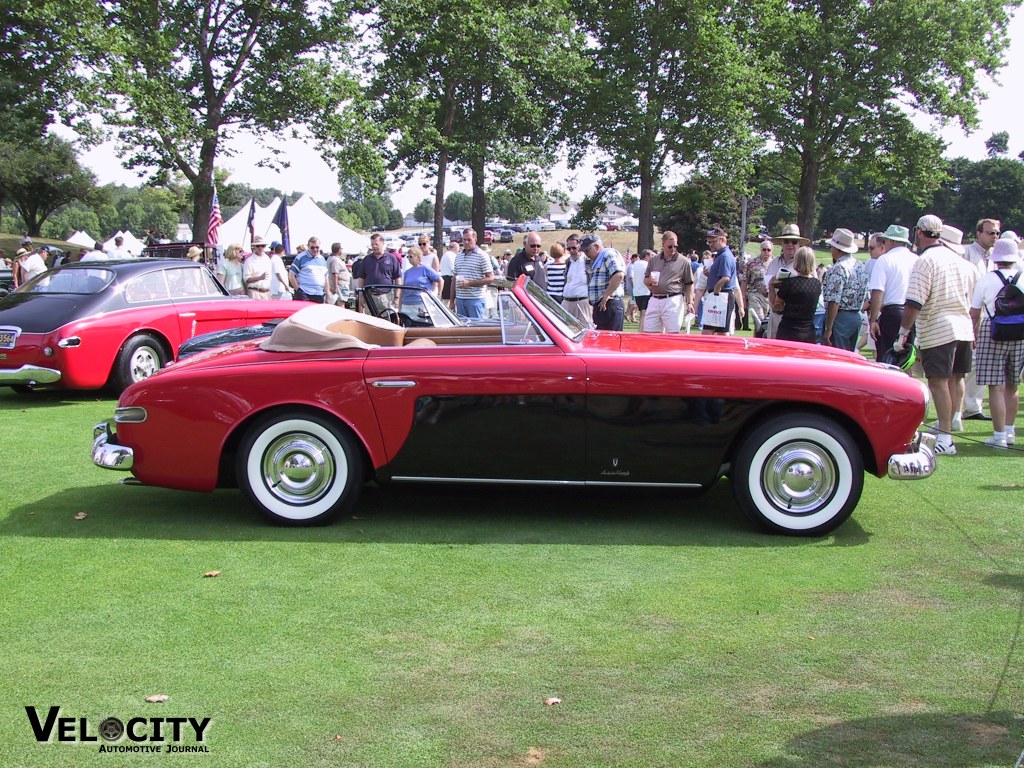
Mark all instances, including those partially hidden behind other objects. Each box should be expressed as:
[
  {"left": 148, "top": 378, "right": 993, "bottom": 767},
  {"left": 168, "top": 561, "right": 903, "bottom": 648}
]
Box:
[
  {"left": 525, "top": 747, "right": 546, "bottom": 764},
  {"left": 73, "top": 512, "right": 87, "bottom": 521},
  {"left": 203, "top": 570, "right": 222, "bottom": 578},
  {"left": 543, "top": 697, "right": 561, "bottom": 706},
  {"left": 352, "top": 515, "right": 364, "bottom": 520},
  {"left": 145, "top": 695, "right": 169, "bottom": 703},
  {"left": 333, "top": 735, "right": 343, "bottom": 742}
]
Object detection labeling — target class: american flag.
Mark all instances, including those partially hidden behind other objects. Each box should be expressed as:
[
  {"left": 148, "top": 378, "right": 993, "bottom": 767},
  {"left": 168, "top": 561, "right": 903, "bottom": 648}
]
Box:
[{"left": 207, "top": 186, "right": 223, "bottom": 246}]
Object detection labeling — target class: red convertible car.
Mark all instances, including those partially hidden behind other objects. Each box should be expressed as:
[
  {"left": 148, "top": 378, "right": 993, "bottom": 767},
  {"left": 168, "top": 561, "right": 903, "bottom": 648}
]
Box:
[
  {"left": 93, "top": 278, "right": 935, "bottom": 535},
  {"left": 0, "top": 259, "right": 302, "bottom": 392}
]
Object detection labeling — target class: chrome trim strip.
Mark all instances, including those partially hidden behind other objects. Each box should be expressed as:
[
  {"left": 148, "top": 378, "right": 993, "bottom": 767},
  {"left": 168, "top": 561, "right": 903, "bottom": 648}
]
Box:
[
  {"left": 371, "top": 380, "right": 417, "bottom": 388},
  {"left": 389, "top": 476, "right": 702, "bottom": 488}
]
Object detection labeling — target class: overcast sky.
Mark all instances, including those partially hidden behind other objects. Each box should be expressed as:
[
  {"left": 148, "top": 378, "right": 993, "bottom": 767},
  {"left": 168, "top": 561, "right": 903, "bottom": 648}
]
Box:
[{"left": 75, "top": 13, "right": 1023, "bottom": 216}]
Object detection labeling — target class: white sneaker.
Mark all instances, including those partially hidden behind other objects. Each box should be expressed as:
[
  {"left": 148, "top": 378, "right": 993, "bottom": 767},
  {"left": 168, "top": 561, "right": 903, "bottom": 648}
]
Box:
[
  {"left": 1007, "top": 431, "right": 1016, "bottom": 446},
  {"left": 985, "top": 435, "right": 1008, "bottom": 448},
  {"left": 934, "top": 441, "right": 957, "bottom": 455},
  {"left": 952, "top": 416, "right": 963, "bottom": 432}
]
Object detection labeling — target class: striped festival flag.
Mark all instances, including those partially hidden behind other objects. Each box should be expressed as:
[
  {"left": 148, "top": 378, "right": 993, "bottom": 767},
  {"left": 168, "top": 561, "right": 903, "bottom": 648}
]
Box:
[{"left": 207, "top": 186, "right": 223, "bottom": 246}]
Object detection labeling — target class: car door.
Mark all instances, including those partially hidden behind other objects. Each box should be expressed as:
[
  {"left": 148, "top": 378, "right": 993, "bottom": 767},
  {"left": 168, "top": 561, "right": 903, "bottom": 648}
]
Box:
[
  {"left": 170, "top": 266, "right": 249, "bottom": 340},
  {"left": 363, "top": 305, "right": 587, "bottom": 483}
]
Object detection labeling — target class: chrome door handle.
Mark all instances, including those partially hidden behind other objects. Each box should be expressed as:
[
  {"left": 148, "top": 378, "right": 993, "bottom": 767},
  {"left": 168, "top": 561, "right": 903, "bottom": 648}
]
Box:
[{"left": 371, "top": 381, "right": 417, "bottom": 388}]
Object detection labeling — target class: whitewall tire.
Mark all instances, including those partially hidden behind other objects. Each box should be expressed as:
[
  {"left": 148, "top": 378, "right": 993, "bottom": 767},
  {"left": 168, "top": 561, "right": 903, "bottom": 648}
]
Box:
[
  {"left": 732, "top": 414, "right": 863, "bottom": 536},
  {"left": 237, "top": 412, "right": 363, "bottom": 525}
]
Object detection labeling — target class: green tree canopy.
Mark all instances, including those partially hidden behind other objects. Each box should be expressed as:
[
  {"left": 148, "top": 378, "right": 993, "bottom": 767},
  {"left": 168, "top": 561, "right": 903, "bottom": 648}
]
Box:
[
  {"left": 444, "top": 192, "right": 472, "bottom": 223},
  {"left": 566, "top": 0, "right": 761, "bottom": 252},
  {"left": 413, "top": 199, "right": 434, "bottom": 224},
  {"left": 0, "top": 135, "right": 98, "bottom": 235},
  {"left": 752, "top": 0, "right": 1018, "bottom": 238},
  {"left": 92, "top": 0, "right": 376, "bottom": 241}
]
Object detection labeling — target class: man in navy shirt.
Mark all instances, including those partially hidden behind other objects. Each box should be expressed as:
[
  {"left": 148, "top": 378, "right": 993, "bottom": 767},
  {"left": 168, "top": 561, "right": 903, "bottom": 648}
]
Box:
[
  {"left": 355, "top": 233, "right": 403, "bottom": 311},
  {"left": 703, "top": 225, "right": 745, "bottom": 335}
]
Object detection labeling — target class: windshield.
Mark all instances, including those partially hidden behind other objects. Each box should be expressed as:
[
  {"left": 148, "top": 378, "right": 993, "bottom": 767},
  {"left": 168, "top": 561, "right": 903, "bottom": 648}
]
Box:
[
  {"left": 362, "top": 285, "right": 462, "bottom": 328},
  {"left": 523, "top": 279, "right": 587, "bottom": 342},
  {"left": 18, "top": 267, "right": 115, "bottom": 295}
]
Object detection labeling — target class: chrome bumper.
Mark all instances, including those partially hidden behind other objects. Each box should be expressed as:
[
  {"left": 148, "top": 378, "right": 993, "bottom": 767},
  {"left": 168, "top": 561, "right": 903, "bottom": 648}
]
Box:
[
  {"left": 0, "top": 365, "right": 60, "bottom": 386},
  {"left": 887, "top": 432, "right": 936, "bottom": 480},
  {"left": 92, "top": 422, "right": 134, "bottom": 471}
]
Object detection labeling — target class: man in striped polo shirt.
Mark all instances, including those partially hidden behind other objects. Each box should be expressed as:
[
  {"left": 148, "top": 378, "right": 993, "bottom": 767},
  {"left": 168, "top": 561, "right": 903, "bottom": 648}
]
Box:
[{"left": 896, "top": 214, "right": 978, "bottom": 455}]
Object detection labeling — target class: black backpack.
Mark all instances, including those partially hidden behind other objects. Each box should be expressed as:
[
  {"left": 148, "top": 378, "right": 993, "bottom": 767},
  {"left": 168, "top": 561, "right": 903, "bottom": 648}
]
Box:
[{"left": 988, "top": 270, "right": 1024, "bottom": 341}]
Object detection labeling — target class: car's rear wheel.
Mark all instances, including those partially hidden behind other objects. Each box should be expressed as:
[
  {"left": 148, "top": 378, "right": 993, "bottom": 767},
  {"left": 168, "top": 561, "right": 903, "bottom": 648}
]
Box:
[
  {"left": 112, "top": 334, "right": 166, "bottom": 392},
  {"left": 237, "top": 411, "right": 363, "bottom": 526},
  {"left": 732, "top": 413, "right": 863, "bottom": 536}
]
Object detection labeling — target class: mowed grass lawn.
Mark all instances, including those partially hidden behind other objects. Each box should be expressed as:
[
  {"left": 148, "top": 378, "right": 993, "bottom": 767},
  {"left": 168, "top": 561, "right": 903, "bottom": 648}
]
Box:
[{"left": 0, "top": 385, "right": 1022, "bottom": 768}]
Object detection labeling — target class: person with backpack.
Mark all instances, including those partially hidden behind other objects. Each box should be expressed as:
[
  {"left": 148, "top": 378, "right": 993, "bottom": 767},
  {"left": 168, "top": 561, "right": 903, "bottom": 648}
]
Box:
[{"left": 969, "top": 238, "right": 1024, "bottom": 448}]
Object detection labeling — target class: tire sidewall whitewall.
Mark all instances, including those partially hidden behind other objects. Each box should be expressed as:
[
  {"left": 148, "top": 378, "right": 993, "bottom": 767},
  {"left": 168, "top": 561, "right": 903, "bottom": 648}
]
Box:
[
  {"left": 740, "top": 420, "right": 860, "bottom": 534},
  {"left": 242, "top": 416, "right": 353, "bottom": 523}
]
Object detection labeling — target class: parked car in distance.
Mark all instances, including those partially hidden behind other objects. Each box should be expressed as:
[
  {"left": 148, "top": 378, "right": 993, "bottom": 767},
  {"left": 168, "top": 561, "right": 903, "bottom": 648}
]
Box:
[
  {"left": 94, "top": 277, "right": 935, "bottom": 536},
  {"left": 539, "top": 220, "right": 556, "bottom": 231},
  {"left": 482, "top": 230, "right": 494, "bottom": 245},
  {"left": 498, "top": 229, "right": 514, "bottom": 243},
  {"left": 0, "top": 260, "right": 303, "bottom": 393}
]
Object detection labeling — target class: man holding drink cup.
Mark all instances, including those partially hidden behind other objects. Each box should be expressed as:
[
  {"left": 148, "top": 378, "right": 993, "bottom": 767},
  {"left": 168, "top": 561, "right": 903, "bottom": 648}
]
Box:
[{"left": 643, "top": 230, "right": 695, "bottom": 333}]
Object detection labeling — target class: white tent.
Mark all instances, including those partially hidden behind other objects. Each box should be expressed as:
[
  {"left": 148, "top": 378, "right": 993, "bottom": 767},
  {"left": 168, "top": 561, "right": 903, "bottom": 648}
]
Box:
[
  {"left": 220, "top": 195, "right": 371, "bottom": 255},
  {"left": 102, "top": 230, "right": 147, "bottom": 255},
  {"left": 67, "top": 230, "right": 97, "bottom": 248}
]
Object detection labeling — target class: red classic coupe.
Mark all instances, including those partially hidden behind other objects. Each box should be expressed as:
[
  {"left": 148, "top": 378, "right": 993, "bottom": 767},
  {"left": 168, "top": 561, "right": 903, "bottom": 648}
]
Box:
[
  {"left": 93, "top": 278, "right": 935, "bottom": 535},
  {"left": 0, "top": 259, "right": 303, "bottom": 393}
]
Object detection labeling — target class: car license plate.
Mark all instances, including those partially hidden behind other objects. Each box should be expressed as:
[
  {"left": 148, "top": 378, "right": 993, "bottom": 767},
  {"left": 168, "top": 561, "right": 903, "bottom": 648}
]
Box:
[{"left": 0, "top": 329, "right": 19, "bottom": 349}]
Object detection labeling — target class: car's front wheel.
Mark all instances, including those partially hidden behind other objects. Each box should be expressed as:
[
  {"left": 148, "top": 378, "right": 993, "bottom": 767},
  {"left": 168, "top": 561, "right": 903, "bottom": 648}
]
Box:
[
  {"left": 732, "top": 413, "right": 863, "bottom": 536},
  {"left": 112, "top": 334, "right": 167, "bottom": 392},
  {"left": 237, "top": 411, "right": 364, "bottom": 526}
]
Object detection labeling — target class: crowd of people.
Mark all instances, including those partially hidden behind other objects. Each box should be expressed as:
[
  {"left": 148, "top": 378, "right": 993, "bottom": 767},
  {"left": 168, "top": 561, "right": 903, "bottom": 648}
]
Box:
[{"left": 7, "top": 215, "right": 1021, "bottom": 455}]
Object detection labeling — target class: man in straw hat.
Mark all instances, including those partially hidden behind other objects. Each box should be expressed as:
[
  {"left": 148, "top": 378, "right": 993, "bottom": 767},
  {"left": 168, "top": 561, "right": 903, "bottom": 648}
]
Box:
[
  {"left": 897, "top": 214, "right": 978, "bottom": 455},
  {"left": 821, "top": 227, "right": 866, "bottom": 351},
  {"left": 969, "top": 238, "right": 1024, "bottom": 448},
  {"left": 867, "top": 224, "right": 918, "bottom": 358},
  {"left": 765, "top": 223, "right": 809, "bottom": 339},
  {"left": 243, "top": 235, "right": 272, "bottom": 299}
]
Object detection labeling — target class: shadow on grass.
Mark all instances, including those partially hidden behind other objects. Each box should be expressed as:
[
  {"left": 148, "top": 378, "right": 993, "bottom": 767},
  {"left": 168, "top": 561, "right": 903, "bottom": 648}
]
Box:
[
  {"left": 755, "top": 710, "right": 1022, "bottom": 768},
  {"left": 1, "top": 478, "right": 871, "bottom": 547},
  {"left": 0, "top": 388, "right": 115, "bottom": 411}
]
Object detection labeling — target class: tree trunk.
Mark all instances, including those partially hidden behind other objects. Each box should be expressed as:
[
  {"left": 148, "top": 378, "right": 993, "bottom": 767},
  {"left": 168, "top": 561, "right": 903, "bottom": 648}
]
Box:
[
  {"left": 637, "top": 166, "right": 655, "bottom": 253},
  {"left": 433, "top": 152, "right": 448, "bottom": 250},
  {"left": 797, "top": 155, "right": 821, "bottom": 241},
  {"left": 191, "top": 135, "right": 218, "bottom": 243},
  {"left": 433, "top": 87, "right": 457, "bottom": 250},
  {"left": 470, "top": 155, "right": 485, "bottom": 240}
]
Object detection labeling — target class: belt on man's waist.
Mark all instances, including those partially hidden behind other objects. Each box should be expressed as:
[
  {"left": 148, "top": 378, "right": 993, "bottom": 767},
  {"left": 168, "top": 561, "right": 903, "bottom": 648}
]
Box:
[
  {"left": 650, "top": 294, "right": 679, "bottom": 299},
  {"left": 564, "top": 296, "right": 587, "bottom": 301},
  {"left": 881, "top": 304, "right": 903, "bottom": 310},
  {"left": 249, "top": 288, "right": 269, "bottom": 293}
]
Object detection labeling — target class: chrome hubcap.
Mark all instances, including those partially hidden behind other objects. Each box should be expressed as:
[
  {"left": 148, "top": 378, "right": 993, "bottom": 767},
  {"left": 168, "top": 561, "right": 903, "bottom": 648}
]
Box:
[
  {"left": 761, "top": 441, "right": 836, "bottom": 515},
  {"left": 262, "top": 433, "right": 335, "bottom": 505},
  {"left": 131, "top": 347, "right": 160, "bottom": 381}
]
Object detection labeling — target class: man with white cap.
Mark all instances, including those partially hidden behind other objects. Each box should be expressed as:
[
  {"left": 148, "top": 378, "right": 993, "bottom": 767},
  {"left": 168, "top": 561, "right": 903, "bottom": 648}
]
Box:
[
  {"left": 765, "top": 223, "right": 808, "bottom": 339},
  {"left": 821, "top": 227, "right": 866, "bottom": 351},
  {"left": 969, "top": 238, "right": 1024, "bottom": 448},
  {"left": 897, "top": 214, "right": 978, "bottom": 455},
  {"left": 868, "top": 224, "right": 918, "bottom": 359}
]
